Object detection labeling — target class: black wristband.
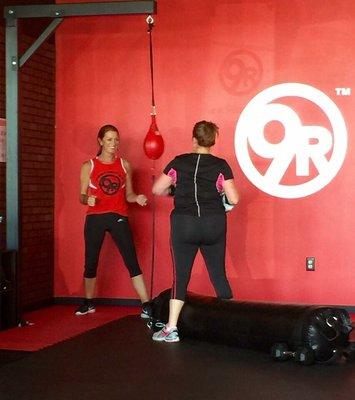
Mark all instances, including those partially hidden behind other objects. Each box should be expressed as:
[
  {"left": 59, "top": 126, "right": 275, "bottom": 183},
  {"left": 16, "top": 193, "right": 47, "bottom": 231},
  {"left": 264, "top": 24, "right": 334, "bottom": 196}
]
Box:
[
  {"left": 169, "top": 185, "right": 176, "bottom": 196},
  {"left": 80, "top": 194, "right": 88, "bottom": 205}
]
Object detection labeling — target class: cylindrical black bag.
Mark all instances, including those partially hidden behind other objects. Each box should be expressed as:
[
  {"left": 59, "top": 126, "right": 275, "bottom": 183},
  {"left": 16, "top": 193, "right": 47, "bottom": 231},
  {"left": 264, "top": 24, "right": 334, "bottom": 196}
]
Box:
[{"left": 151, "top": 289, "right": 353, "bottom": 363}]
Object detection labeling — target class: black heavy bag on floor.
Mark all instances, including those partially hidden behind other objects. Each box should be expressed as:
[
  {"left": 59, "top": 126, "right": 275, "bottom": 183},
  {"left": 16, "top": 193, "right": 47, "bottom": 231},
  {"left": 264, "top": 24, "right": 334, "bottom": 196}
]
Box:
[{"left": 150, "top": 289, "right": 353, "bottom": 364}]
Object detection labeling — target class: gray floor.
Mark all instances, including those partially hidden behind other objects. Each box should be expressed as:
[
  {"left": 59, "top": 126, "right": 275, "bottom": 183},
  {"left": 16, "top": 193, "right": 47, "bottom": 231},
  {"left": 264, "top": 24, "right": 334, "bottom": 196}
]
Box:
[{"left": 0, "top": 316, "right": 354, "bottom": 400}]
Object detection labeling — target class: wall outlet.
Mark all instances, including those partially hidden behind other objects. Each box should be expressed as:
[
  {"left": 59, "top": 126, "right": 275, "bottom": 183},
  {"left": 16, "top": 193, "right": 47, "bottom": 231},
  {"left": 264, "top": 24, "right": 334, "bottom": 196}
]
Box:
[{"left": 306, "top": 257, "right": 315, "bottom": 271}]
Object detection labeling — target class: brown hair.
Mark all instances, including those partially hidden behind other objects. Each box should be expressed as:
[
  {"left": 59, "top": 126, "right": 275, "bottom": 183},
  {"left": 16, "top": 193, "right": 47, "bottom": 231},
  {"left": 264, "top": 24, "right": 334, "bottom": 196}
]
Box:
[
  {"left": 192, "top": 120, "right": 218, "bottom": 147},
  {"left": 97, "top": 124, "right": 119, "bottom": 155}
]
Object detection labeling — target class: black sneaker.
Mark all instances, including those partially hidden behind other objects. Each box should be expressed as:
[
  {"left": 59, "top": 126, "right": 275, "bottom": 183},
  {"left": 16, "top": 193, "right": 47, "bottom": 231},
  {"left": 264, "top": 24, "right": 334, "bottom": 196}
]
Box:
[
  {"left": 75, "top": 301, "right": 95, "bottom": 316},
  {"left": 140, "top": 301, "right": 152, "bottom": 319}
]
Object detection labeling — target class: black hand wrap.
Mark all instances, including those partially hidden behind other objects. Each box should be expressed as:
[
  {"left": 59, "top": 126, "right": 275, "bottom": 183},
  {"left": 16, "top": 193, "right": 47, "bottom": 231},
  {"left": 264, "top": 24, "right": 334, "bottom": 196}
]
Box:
[{"left": 169, "top": 185, "right": 176, "bottom": 196}]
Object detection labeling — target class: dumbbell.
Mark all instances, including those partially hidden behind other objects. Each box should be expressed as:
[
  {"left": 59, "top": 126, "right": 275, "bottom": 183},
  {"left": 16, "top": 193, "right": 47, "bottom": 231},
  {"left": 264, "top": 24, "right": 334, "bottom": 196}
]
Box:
[{"left": 271, "top": 343, "right": 315, "bottom": 365}]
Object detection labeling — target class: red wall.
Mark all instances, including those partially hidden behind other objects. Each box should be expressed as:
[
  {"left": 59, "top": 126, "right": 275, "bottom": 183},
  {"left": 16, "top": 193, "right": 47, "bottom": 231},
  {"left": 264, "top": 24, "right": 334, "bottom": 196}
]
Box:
[{"left": 55, "top": 0, "right": 355, "bottom": 306}]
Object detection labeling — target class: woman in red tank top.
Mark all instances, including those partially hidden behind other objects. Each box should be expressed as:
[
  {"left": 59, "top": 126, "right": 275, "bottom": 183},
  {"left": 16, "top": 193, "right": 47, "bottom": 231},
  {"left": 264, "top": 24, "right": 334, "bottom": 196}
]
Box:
[{"left": 75, "top": 124, "right": 151, "bottom": 317}]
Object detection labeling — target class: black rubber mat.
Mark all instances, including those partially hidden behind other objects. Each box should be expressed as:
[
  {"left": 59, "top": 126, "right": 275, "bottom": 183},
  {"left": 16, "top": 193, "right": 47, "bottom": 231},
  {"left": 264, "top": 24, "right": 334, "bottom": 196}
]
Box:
[
  {"left": 0, "top": 350, "right": 31, "bottom": 367},
  {"left": 0, "top": 315, "right": 354, "bottom": 400}
]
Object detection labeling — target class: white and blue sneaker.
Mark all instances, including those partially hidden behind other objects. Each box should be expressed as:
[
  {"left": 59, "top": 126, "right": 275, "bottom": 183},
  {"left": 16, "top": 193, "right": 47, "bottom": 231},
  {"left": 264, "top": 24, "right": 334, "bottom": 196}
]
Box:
[{"left": 152, "top": 325, "right": 180, "bottom": 342}]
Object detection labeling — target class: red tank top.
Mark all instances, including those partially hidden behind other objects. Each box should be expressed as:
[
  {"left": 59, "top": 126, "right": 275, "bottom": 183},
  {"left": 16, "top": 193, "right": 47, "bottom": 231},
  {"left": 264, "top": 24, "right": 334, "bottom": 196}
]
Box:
[{"left": 87, "top": 157, "right": 128, "bottom": 216}]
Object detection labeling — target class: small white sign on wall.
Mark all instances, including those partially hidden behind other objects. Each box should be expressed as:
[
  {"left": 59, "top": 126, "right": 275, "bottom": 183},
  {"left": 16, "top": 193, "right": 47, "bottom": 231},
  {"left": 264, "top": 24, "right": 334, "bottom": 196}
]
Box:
[{"left": 0, "top": 119, "right": 6, "bottom": 163}]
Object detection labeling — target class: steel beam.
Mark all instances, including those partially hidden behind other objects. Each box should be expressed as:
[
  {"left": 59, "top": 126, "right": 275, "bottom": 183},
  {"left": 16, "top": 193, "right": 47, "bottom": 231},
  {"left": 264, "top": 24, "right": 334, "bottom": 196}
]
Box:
[
  {"left": 4, "top": 1, "right": 157, "bottom": 19},
  {"left": 5, "top": 18, "right": 19, "bottom": 250},
  {"left": 20, "top": 18, "right": 64, "bottom": 68}
]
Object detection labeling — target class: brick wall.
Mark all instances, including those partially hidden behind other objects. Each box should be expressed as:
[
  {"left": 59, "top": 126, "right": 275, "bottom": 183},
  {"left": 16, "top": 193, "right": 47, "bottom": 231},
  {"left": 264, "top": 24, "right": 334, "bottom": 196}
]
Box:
[{"left": 0, "top": 21, "right": 55, "bottom": 310}]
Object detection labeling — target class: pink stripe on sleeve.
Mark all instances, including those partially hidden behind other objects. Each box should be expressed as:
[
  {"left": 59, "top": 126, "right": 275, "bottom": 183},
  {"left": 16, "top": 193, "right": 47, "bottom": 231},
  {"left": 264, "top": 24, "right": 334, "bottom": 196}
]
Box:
[
  {"left": 216, "top": 173, "right": 225, "bottom": 193},
  {"left": 167, "top": 168, "right": 177, "bottom": 185}
]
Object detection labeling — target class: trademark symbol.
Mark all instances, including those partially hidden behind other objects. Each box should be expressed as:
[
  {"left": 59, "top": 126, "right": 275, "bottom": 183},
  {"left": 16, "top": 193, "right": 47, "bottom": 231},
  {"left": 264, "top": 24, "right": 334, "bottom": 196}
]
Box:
[{"left": 335, "top": 87, "right": 351, "bottom": 96}]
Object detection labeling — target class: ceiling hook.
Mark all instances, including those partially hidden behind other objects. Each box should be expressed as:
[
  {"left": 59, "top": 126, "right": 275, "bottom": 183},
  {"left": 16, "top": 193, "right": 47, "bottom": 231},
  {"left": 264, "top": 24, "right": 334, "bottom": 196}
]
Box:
[{"left": 146, "top": 15, "right": 154, "bottom": 25}]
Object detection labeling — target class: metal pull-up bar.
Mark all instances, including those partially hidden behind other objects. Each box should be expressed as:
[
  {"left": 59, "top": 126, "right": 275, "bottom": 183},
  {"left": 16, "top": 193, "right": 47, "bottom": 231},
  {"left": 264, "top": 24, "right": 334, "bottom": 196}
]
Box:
[
  {"left": 4, "top": 1, "right": 157, "bottom": 250},
  {"left": 4, "top": 1, "right": 156, "bottom": 19}
]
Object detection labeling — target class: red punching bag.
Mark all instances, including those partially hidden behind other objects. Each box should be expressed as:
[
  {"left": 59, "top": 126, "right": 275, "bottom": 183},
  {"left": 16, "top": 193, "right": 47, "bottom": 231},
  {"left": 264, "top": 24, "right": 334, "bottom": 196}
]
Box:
[{"left": 144, "top": 114, "right": 164, "bottom": 160}]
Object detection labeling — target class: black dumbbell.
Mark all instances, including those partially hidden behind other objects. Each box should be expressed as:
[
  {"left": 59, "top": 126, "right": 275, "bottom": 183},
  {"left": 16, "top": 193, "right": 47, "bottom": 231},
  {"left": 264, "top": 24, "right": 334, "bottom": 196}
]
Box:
[
  {"left": 294, "top": 347, "right": 316, "bottom": 365},
  {"left": 271, "top": 343, "right": 315, "bottom": 365}
]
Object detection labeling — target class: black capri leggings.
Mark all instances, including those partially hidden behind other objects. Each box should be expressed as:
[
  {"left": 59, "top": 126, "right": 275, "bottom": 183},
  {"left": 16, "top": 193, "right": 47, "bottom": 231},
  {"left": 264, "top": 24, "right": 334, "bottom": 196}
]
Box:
[
  {"left": 170, "top": 213, "right": 233, "bottom": 301},
  {"left": 84, "top": 213, "right": 142, "bottom": 279}
]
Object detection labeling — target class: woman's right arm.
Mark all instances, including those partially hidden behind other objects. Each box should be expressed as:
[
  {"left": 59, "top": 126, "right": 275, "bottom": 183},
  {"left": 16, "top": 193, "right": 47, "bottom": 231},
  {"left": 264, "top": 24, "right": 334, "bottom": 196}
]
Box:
[
  {"left": 222, "top": 179, "right": 240, "bottom": 205},
  {"left": 79, "top": 161, "right": 94, "bottom": 206}
]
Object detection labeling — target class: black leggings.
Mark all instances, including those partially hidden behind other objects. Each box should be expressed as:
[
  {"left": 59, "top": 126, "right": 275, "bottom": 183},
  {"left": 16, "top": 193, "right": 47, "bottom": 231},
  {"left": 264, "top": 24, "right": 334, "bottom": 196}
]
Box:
[
  {"left": 84, "top": 213, "right": 142, "bottom": 279},
  {"left": 170, "top": 213, "right": 233, "bottom": 301}
]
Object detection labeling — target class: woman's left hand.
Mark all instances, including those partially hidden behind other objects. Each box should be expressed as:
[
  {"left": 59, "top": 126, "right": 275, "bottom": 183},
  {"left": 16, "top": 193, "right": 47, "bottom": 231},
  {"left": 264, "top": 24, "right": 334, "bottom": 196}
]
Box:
[{"left": 136, "top": 194, "right": 148, "bottom": 206}]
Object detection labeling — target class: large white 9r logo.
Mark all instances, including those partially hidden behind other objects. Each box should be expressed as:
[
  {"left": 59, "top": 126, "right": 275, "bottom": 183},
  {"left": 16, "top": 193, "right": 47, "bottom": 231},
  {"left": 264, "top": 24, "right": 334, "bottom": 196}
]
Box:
[{"left": 235, "top": 83, "right": 348, "bottom": 198}]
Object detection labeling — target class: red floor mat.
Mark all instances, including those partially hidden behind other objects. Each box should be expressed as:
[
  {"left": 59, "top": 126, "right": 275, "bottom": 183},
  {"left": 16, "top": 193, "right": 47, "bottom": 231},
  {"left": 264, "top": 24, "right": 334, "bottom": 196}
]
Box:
[{"left": 0, "top": 305, "right": 140, "bottom": 351}]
